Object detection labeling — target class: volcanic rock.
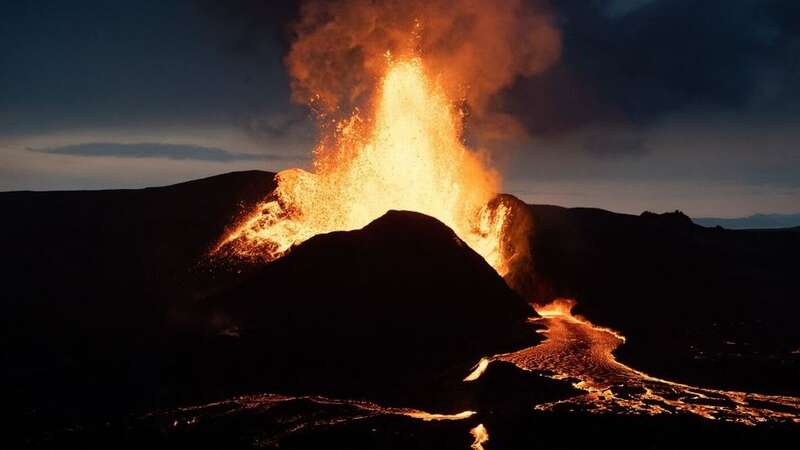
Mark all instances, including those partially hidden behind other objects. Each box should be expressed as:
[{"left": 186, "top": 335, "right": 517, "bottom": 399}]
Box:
[{"left": 201, "top": 210, "right": 536, "bottom": 404}]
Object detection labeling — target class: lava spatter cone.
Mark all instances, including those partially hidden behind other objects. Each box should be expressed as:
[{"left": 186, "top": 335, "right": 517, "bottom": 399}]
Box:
[{"left": 203, "top": 210, "right": 537, "bottom": 405}]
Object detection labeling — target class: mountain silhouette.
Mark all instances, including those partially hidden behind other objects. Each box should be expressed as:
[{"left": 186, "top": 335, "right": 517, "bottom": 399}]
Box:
[
  {"left": 3, "top": 170, "right": 799, "bottom": 447},
  {"left": 0, "top": 172, "right": 535, "bottom": 440}
]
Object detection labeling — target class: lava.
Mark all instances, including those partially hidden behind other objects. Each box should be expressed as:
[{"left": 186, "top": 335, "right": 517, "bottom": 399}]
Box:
[
  {"left": 463, "top": 357, "right": 491, "bottom": 382},
  {"left": 469, "top": 423, "right": 489, "bottom": 450},
  {"left": 153, "top": 393, "right": 476, "bottom": 446},
  {"left": 532, "top": 297, "right": 626, "bottom": 343},
  {"left": 215, "top": 57, "right": 513, "bottom": 275},
  {"left": 469, "top": 299, "right": 800, "bottom": 426}
]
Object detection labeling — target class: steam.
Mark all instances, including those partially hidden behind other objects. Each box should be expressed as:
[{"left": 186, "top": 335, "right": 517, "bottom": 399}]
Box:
[{"left": 286, "top": 0, "right": 561, "bottom": 136}]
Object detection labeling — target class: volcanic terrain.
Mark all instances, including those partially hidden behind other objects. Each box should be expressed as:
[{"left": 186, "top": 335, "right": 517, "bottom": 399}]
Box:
[{"left": 2, "top": 170, "right": 799, "bottom": 448}]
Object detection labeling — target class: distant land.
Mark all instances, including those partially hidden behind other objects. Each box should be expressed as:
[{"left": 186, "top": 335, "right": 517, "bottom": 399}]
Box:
[{"left": 693, "top": 213, "right": 800, "bottom": 229}]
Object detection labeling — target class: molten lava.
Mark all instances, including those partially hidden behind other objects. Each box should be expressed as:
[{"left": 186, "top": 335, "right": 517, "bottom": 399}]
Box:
[
  {"left": 216, "top": 57, "right": 512, "bottom": 274},
  {"left": 469, "top": 423, "right": 489, "bottom": 450},
  {"left": 469, "top": 299, "right": 800, "bottom": 426},
  {"left": 532, "top": 298, "right": 627, "bottom": 343}
]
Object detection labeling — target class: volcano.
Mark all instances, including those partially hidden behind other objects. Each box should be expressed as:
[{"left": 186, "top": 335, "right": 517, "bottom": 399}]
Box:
[
  {"left": 1, "top": 171, "right": 537, "bottom": 445},
  {"left": 201, "top": 208, "right": 536, "bottom": 403},
  {"left": 3, "top": 171, "right": 799, "bottom": 448}
]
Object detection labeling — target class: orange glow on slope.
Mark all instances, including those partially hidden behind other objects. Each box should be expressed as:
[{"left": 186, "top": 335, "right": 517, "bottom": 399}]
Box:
[{"left": 214, "top": 57, "right": 512, "bottom": 274}]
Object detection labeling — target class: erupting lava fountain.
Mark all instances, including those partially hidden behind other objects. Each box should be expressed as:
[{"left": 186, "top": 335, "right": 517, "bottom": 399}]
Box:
[{"left": 215, "top": 56, "right": 517, "bottom": 275}]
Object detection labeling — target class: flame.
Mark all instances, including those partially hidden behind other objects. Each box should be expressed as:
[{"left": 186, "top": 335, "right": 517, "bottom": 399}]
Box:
[
  {"left": 216, "top": 57, "right": 512, "bottom": 274},
  {"left": 469, "top": 423, "right": 489, "bottom": 450}
]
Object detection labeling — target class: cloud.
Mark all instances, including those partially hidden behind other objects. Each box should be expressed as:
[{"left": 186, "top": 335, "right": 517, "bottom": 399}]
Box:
[
  {"left": 242, "top": 110, "right": 316, "bottom": 144},
  {"left": 499, "top": 0, "right": 800, "bottom": 138},
  {"left": 582, "top": 131, "right": 649, "bottom": 157},
  {"left": 285, "top": 0, "right": 560, "bottom": 144},
  {"left": 601, "top": 0, "right": 659, "bottom": 18},
  {"left": 193, "top": 0, "right": 300, "bottom": 54},
  {"left": 30, "top": 142, "right": 302, "bottom": 162}
]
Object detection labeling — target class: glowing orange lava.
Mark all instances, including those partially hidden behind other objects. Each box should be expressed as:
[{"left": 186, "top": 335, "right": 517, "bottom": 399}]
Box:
[
  {"left": 532, "top": 298, "right": 626, "bottom": 343},
  {"left": 469, "top": 423, "right": 489, "bottom": 450},
  {"left": 157, "top": 393, "right": 477, "bottom": 446},
  {"left": 215, "top": 57, "right": 512, "bottom": 274},
  {"left": 468, "top": 299, "right": 800, "bottom": 426}
]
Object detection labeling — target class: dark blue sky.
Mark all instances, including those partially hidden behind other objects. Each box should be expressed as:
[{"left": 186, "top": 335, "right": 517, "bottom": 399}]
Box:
[{"left": 2, "top": 0, "right": 799, "bottom": 217}]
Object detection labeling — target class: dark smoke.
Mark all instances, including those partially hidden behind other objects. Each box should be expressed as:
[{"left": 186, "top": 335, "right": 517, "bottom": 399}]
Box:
[{"left": 285, "top": 0, "right": 561, "bottom": 140}]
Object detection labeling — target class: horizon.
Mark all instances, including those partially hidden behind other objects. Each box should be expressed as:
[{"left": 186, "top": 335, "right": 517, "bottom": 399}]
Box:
[{"left": 5, "top": 167, "right": 799, "bottom": 224}]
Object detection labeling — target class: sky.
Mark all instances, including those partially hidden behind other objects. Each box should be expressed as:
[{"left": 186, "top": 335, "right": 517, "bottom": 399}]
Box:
[{"left": 1, "top": 0, "right": 798, "bottom": 217}]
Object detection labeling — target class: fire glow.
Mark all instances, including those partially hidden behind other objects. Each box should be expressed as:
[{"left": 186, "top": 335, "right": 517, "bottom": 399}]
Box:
[{"left": 216, "top": 57, "right": 512, "bottom": 274}]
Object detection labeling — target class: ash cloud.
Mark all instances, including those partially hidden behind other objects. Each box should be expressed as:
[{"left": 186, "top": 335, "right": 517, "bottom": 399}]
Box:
[
  {"left": 285, "top": 0, "right": 561, "bottom": 136},
  {"left": 194, "top": 0, "right": 800, "bottom": 160},
  {"left": 193, "top": 0, "right": 300, "bottom": 55},
  {"left": 502, "top": 0, "right": 800, "bottom": 139}
]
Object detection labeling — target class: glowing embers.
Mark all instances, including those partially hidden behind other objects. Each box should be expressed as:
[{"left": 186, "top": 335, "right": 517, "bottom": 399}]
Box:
[{"left": 215, "top": 58, "right": 512, "bottom": 275}]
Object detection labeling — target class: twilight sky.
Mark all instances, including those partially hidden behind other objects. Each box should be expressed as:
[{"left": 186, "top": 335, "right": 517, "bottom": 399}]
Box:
[{"left": 2, "top": 0, "right": 798, "bottom": 217}]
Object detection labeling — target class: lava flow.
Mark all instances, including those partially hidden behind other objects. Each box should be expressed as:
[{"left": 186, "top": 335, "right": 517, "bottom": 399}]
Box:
[
  {"left": 207, "top": 0, "right": 799, "bottom": 432},
  {"left": 215, "top": 57, "right": 513, "bottom": 275},
  {"left": 469, "top": 423, "right": 489, "bottom": 450},
  {"left": 468, "top": 299, "right": 800, "bottom": 426},
  {"left": 150, "top": 393, "right": 477, "bottom": 447}
]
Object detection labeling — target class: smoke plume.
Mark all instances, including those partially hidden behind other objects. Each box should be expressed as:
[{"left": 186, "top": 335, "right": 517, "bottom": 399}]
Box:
[{"left": 286, "top": 0, "right": 561, "bottom": 137}]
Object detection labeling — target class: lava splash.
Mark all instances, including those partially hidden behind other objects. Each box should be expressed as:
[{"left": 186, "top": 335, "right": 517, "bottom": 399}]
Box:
[{"left": 215, "top": 58, "right": 513, "bottom": 275}]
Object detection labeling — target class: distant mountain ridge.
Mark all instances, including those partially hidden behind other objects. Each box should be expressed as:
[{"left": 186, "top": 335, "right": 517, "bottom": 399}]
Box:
[{"left": 693, "top": 212, "right": 800, "bottom": 229}]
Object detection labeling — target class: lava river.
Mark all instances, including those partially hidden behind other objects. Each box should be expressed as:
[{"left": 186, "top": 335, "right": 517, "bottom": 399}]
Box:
[
  {"left": 147, "top": 298, "right": 799, "bottom": 448},
  {"left": 467, "top": 298, "right": 800, "bottom": 426}
]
